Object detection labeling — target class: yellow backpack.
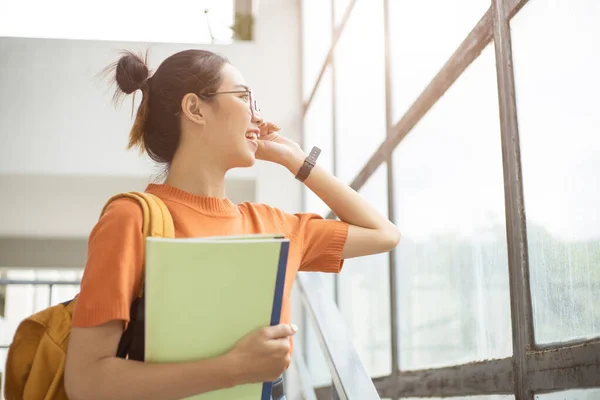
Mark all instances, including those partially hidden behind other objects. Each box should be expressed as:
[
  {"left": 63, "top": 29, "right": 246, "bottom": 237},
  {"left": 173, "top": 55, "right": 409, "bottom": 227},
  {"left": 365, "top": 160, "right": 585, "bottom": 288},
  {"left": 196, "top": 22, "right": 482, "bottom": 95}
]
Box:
[{"left": 4, "top": 192, "right": 174, "bottom": 400}]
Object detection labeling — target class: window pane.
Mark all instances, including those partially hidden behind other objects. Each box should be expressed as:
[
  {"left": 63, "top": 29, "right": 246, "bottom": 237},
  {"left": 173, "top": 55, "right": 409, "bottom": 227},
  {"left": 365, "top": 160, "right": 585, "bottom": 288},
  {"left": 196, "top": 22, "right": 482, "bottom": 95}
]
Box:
[
  {"left": 393, "top": 45, "right": 512, "bottom": 370},
  {"left": 334, "top": 0, "right": 352, "bottom": 25},
  {"left": 334, "top": 0, "right": 386, "bottom": 184},
  {"left": 0, "top": 348, "right": 6, "bottom": 393},
  {"left": 303, "top": 67, "right": 334, "bottom": 217},
  {"left": 389, "top": 0, "right": 490, "bottom": 122},
  {"left": 304, "top": 293, "right": 335, "bottom": 388},
  {"left": 302, "top": 0, "right": 332, "bottom": 100},
  {"left": 339, "top": 164, "right": 391, "bottom": 377},
  {"left": 2, "top": 268, "right": 82, "bottom": 331},
  {"left": 403, "top": 396, "right": 514, "bottom": 400},
  {"left": 511, "top": 0, "right": 600, "bottom": 344},
  {"left": 300, "top": 271, "right": 337, "bottom": 387},
  {"left": 0, "top": 0, "right": 235, "bottom": 44},
  {"left": 535, "top": 389, "right": 600, "bottom": 400}
]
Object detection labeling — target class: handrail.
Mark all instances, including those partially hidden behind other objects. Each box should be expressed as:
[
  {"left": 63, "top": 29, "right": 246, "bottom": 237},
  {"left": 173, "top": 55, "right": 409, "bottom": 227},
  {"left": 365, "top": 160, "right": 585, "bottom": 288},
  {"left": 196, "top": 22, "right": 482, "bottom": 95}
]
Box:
[
  {"left": 0, "top": 279, "right": 81, "bottom": 285},
  {"left": 295, "top": 272, "right": 380, "bottom": 400}
]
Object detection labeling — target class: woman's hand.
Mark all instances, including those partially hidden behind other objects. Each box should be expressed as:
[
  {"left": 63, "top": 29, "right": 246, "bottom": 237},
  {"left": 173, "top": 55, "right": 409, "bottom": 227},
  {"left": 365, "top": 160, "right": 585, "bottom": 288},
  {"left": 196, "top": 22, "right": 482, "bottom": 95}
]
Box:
[
  {"left": 225, "top": 323, "right": 298, "bottom": 384},
  {"left": 255, "top": 122, "right": 305, "bottom": 174}
]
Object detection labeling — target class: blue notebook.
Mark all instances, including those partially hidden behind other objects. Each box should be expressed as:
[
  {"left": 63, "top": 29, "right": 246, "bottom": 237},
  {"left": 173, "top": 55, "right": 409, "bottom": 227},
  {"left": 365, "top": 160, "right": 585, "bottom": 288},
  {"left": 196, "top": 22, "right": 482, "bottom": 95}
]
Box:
[{"left": 144, "top": 234, "right": 289, "bottom": 400}]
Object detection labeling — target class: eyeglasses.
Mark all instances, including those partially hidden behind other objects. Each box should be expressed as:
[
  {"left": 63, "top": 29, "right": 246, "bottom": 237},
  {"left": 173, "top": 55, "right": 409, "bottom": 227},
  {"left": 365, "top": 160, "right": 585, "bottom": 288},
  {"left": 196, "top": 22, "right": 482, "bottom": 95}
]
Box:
[{"left": 206, "top": 89, "right": 261, "bottom": 117}]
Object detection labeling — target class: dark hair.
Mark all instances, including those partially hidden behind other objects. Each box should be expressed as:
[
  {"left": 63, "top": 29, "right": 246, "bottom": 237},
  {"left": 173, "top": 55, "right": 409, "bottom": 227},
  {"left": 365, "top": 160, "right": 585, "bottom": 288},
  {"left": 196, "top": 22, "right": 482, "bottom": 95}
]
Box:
[{"left": 108, "top": 49, "right": 229, "bottom": 164}]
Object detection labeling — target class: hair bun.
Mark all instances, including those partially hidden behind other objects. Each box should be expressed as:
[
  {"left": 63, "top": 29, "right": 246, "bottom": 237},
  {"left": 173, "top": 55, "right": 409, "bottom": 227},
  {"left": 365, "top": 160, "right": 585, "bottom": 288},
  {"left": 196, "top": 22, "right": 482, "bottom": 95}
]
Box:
[{"left": 115, "top": 51, "right": 150, "bottom": 94}]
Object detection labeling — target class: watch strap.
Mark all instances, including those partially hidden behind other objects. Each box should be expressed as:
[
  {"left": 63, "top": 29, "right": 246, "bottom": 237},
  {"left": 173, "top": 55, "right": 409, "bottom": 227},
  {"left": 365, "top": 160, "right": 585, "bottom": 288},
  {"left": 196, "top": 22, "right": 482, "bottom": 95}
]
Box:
[{"left": 295, "top": 146, "right": 321, "bottom": 182}]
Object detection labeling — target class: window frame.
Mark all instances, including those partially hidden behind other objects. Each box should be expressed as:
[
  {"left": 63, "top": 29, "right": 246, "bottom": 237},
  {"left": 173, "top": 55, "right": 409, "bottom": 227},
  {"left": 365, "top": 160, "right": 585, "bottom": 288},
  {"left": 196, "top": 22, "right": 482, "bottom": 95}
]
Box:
[{"left": 300, "top": 0, "right": 600, "bottom": 398}]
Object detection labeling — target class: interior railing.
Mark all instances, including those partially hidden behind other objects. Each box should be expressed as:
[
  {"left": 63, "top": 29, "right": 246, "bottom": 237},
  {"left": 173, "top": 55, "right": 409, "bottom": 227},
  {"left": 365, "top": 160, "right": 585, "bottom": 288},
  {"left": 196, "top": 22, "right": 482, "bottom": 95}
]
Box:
[
  {"left": 295, "top": 273, "right": 380, "bottom": 400},
  {"left": 0, "top": 274, "right": 380, "bottom": 400}
]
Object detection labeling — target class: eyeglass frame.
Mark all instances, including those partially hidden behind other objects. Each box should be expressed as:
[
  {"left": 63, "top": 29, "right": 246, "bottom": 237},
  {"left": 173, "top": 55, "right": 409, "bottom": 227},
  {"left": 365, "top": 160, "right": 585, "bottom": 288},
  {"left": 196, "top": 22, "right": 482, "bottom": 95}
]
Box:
[{"left": 205, "top": 89, "right": 261, "bottom": 117}]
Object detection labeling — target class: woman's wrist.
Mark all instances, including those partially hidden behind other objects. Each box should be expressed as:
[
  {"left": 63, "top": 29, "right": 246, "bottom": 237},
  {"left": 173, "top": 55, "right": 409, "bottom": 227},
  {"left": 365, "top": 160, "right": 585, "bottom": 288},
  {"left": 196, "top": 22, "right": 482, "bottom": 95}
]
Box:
[
  {"left": 283, "top": 149, "right": 307, "bottom": 176},
  {"left": 218, "top": 351, "right": 245, "bottom": 387}
]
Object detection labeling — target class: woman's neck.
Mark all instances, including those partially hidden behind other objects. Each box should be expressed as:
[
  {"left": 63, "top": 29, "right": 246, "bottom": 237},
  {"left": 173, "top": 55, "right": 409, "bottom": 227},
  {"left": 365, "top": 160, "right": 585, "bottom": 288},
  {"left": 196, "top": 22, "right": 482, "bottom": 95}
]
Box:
[{"left": 164, "top": 155, "right": 227, "bottom": 198}]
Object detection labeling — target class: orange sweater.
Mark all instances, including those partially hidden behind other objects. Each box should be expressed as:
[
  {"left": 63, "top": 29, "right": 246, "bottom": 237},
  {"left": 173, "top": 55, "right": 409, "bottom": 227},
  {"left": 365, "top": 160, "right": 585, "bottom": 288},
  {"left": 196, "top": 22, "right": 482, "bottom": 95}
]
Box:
[{"left": 72, "top": 184, "right": 348, "bottom": 350}]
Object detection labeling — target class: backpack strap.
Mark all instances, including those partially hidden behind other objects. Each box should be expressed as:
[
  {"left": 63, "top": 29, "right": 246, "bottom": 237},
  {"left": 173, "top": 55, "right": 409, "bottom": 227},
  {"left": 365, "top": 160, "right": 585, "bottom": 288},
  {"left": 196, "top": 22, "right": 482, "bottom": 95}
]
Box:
[
  {"left": 101, "top": 192, "right": 175, "bottom": 297},
  {"left": 101, "top": 191, "right": 174, "bottom": 361}
]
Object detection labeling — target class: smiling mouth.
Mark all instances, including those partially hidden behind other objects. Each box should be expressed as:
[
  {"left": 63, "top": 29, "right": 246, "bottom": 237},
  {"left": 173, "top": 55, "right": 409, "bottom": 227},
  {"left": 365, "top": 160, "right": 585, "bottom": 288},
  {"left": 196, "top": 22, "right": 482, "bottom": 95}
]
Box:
[{"left": 245, "top": 132, "right": 259, "bottom": 151}]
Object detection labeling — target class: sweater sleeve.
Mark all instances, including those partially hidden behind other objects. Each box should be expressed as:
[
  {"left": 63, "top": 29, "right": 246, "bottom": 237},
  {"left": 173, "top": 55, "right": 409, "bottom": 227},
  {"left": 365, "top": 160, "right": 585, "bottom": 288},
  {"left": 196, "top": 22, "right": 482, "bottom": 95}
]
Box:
[
  {"left": 72, "top": 198, "right": 144, "bottom": 328},
  {"left": 276, "top": 209, "right": 349, "bottom": 273}
]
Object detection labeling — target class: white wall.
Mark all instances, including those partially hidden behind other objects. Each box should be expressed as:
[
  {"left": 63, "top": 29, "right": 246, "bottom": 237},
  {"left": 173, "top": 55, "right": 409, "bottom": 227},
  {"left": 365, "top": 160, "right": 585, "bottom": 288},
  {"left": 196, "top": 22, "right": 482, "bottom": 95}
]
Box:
[
  {"left": 0, "top": 0, "right": 304, "bottom": 237},
  {"left": 0, "top": 174, "right": 256, "bottom": 237}
]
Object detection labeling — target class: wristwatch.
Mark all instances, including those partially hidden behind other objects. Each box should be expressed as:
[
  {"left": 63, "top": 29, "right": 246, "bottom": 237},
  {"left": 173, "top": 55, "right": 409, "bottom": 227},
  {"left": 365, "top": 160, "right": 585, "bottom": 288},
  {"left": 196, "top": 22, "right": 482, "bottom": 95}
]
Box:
[{"left": 295, "top": 146, "right": 321, "bottom": 182}]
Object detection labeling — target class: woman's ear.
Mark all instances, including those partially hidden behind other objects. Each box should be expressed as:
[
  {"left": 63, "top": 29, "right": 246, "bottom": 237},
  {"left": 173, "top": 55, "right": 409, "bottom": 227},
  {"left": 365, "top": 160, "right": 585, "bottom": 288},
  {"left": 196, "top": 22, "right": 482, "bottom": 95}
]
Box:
[{"left": 181, "top": 93, "right": 205, "bottom": 125}]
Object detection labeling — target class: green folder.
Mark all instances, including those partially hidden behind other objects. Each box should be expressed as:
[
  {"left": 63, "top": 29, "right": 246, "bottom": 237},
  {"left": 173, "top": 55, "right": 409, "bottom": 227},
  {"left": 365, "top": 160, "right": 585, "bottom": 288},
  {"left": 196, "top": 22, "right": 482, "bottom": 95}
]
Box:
[{"left": 144, "top": 234, "right": 290, "bottom": 400}]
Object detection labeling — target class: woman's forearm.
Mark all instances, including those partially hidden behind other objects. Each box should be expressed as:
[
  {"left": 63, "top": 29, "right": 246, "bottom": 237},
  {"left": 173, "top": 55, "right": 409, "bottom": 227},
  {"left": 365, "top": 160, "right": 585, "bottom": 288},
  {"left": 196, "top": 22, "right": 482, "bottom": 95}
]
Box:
[
  {"left": 285, "top": 153, "right": 401, "bottom": 258},
  {"left": 67, "top": 354, "right": 240, "bottom": 400},
  {"left": 303, "top": 164, "right": 394, "bottom": 232}
]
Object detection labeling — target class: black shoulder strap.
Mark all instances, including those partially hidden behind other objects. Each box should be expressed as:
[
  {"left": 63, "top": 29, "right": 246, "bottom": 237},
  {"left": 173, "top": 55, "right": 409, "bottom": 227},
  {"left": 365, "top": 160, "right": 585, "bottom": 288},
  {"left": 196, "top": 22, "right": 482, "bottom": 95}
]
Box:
[{"left": 116, "top": 292, "right": 145, "bottom": 361}]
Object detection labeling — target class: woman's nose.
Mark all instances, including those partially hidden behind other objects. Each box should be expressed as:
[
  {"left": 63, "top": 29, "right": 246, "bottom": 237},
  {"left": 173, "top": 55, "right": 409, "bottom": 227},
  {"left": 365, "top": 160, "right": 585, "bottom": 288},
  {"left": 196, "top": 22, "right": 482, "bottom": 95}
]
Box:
[{"left": 252, "top": 111, "right": 264, "bottom": 125}]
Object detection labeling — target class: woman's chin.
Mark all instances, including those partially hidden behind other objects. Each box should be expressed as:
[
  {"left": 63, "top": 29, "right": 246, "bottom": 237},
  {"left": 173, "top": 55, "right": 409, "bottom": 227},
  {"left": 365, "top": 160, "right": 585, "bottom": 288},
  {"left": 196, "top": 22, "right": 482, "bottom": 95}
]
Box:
[
  {"left": 244, "top": 157, "right": 257, "bottom": 168},
  {"left": 237, "top": 152, "right": 257, "bottom": 168}
]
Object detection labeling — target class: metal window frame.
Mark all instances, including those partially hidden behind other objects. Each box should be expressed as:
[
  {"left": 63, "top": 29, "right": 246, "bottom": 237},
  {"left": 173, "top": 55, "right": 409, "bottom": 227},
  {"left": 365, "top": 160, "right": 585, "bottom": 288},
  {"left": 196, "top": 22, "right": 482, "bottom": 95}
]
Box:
[{"left": 301, "top": 0, "right": 600, "bottom": 399}]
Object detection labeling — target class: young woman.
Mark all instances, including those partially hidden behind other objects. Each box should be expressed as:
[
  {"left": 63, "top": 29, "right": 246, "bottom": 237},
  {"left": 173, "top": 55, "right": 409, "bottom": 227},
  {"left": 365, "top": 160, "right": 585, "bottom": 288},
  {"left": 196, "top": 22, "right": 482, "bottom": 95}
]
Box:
[{"left": 64, "top": 49, "right": 400, "bottom": 400}]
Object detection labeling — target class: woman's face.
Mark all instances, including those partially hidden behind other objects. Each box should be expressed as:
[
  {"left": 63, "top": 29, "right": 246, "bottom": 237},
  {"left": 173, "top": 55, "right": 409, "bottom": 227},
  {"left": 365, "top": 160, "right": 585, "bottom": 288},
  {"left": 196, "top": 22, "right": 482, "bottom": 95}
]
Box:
[{"left": 202, "top": 63, "right": 263, "bottom": 169}]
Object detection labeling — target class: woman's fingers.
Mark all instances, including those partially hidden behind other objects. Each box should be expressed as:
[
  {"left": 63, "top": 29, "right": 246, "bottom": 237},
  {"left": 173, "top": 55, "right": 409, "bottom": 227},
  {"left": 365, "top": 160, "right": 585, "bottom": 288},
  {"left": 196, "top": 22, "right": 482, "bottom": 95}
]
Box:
[{"left": 258, "top": 121, "right": 281, "bottom": 137}]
